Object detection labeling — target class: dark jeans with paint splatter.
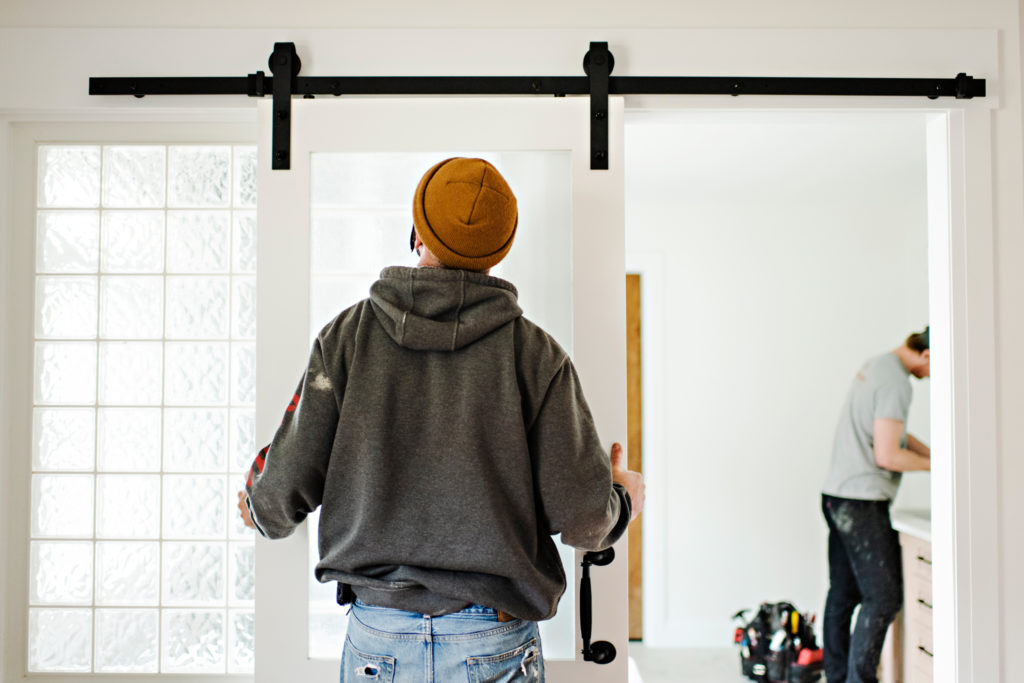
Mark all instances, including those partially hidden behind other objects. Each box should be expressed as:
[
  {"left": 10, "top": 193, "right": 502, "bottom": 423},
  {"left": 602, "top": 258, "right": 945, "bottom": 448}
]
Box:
[{"left": 821, "top": 494, "right": 904, "bottom": 683}]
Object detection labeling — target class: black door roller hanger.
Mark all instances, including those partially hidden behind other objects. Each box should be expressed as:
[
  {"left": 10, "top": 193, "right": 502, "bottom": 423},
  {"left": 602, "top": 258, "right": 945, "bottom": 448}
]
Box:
[{"left": 90, "top": 41, "right": 985, "bottom": 172}]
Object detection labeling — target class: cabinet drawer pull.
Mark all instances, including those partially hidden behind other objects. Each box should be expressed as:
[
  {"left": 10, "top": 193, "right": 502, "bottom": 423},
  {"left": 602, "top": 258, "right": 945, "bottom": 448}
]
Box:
[
  {"left": 916, "top": 554, "right": 932, "bottom": 566},
  {"left": 918, "top": 646, "right": 934, "bottom": 658},
  {"left": 917, "top": 598, "right": 933, "bottom": 609}
]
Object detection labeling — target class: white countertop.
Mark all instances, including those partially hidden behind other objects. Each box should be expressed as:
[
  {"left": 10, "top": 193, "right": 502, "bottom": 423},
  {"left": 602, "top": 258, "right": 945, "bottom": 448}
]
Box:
[{"left": 891, "top": 507, "right": 931, "bottom": 542}]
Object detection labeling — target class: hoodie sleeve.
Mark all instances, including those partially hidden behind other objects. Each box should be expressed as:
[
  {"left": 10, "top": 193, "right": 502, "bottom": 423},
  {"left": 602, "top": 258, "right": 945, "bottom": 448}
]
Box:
[
  {"left": 244, "top": 339, "right": 340, "bottom": 539},
  {"left": 528, "top": 358, "right": 631, "bottom": 551}
]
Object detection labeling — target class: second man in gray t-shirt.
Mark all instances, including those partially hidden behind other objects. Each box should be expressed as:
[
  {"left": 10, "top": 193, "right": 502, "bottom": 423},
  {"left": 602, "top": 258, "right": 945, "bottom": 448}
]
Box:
[{"left": 820, "top": 328, "right": 931, "bottom": 683}]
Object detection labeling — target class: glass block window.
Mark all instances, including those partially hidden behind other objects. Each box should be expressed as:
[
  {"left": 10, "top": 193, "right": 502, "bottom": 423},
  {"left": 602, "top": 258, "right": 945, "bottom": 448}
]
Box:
[{"left": 30, "top": 144, "right": 257, "bottom": 674}]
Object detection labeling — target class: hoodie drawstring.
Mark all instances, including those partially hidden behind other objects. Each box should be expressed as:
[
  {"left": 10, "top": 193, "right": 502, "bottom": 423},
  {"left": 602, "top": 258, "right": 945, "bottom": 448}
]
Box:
[{"left": 450, "top": 271, "right": 466, "bottom": 351}]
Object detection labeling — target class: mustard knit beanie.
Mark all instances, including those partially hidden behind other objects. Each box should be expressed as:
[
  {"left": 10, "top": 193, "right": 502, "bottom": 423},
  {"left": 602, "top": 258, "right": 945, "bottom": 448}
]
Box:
[{"left": 412, "top": 157, "right": 518, "bottom": 271}]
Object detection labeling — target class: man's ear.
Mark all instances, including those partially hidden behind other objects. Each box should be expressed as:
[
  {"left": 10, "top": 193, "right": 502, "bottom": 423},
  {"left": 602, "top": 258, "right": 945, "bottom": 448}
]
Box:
[{"left": 921, "top": 348, "right": 930, "bottom": 362}]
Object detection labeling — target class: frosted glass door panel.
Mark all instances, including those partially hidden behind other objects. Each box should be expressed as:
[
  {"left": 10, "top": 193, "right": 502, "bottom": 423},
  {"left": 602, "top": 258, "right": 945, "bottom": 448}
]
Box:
[
  {"left": 306, "top": 151, "right": 575, "bottom": 661},
  {"left": 308, "top": 151, "right": 572, "bottom": 348}
]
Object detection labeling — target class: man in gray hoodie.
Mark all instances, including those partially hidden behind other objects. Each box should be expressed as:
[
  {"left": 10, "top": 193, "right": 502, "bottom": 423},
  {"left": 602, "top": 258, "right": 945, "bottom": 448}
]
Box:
[{"left": 238, "top": 157, "right": 644, "bottom": 682}]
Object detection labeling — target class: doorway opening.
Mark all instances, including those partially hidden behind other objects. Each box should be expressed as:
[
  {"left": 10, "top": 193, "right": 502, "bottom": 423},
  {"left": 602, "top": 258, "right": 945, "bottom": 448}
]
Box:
[{"left": 623, "top": 110, "right": 938, "bottom": 682}]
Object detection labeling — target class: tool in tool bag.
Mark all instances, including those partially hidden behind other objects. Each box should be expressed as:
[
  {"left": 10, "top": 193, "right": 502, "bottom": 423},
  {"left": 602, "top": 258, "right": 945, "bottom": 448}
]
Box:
[{"left": 733, "top": 601, "right": 824, "bottom": 683}]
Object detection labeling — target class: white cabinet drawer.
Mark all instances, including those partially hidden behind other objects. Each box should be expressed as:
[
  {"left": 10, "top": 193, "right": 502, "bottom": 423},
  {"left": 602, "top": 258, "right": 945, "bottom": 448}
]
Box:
[
  {"left": 901, "top": 533, "right": 933, "bottom": 582},
  {"left": 910, "top": 641, "right": 934, "bottom": 681},
  {"left": 910, "top": 612, "right": 933, "bottom": 652},
  {"left": 899, "top": 531, "right": 933, "bottom": 683}
]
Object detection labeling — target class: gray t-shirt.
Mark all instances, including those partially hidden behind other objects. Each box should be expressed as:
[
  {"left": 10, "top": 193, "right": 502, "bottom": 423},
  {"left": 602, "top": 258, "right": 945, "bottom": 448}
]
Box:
[{"left": 822, "top": 352, "right": 912, "bottom": 501}]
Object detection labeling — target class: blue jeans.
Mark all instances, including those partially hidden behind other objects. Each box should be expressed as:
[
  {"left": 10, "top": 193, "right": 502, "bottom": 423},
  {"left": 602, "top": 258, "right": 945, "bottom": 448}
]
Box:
[
  {"left": 822, "top": 494, "right": 904, "bottom": 683},
  {"left": 342, "top": 600, "right": 544, "bottom": 683}
]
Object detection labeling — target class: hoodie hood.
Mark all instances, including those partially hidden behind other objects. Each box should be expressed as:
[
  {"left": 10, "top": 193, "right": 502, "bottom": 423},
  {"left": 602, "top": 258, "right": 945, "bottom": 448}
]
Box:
[{"left": 369, "top": 266, "right": 523, "bottom": 351}]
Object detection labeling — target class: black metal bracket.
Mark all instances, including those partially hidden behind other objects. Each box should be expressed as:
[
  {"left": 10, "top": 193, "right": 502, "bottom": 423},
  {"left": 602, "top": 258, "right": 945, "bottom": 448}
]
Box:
[
  {"left": 270, "top": 42, "right": 300, "bottom": 170},
  {"left": 584, "top": 42, "right": 612, "bottom": 170},
  {"left": 580, "top": 548, "right": 617, "bottom": 665},
  {"left": 89, "top": 41, "right": 987, "bottom": 171}
]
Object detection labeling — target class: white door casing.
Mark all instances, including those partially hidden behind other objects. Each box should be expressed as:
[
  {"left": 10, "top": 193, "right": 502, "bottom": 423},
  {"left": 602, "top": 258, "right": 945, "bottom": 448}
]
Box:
[{"left": 255, "top": 96, "right": 627, "bottom": 682}]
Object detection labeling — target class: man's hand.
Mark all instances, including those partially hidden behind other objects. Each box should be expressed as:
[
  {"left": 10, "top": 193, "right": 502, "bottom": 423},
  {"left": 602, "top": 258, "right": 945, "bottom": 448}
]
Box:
[
  {"left": 611, "top": 442, "right": 645, "bottom": 521},
  {"left": 906, "top": 433, "right": 931, "bottom": 458},
  {"left": 237, "top": 490, "right": 256, "bottom": 530}
]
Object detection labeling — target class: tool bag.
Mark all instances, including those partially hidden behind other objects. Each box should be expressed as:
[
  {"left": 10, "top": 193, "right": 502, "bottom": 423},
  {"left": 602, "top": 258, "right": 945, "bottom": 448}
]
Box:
[{"left": 733, "top": 601, "right": 824, "bottom": 683}]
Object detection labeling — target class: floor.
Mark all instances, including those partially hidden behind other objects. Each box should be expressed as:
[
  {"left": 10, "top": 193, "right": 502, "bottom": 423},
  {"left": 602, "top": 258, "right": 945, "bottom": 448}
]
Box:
[{"left": 628, "top": 645, "right": 743, "bottom": 683}]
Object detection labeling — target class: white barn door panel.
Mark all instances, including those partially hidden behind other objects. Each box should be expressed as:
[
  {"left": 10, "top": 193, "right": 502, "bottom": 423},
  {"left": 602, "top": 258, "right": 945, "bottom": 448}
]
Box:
[{"left": 255, "top": 97, "right": 627, "bottom": 682}]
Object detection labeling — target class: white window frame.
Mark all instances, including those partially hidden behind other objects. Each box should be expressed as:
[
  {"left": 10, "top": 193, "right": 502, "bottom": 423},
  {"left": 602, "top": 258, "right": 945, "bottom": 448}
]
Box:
[{"left": 3, "top": 120, "right": 259, "bottom": 683}]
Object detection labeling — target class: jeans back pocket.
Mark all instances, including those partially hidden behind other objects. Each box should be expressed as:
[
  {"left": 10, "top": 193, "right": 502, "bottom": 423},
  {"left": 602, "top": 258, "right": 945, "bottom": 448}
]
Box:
[
  {"left": 341, "top": 637, "right": 396, "bottom": 683},
  {"left": 466, "top": 637, "right": 542, "bottom": 682}
]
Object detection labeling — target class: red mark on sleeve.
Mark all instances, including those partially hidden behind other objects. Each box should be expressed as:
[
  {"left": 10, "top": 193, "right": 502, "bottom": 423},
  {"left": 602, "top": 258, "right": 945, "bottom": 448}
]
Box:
[
  {"left": 254, "top": 446, "right": 269, "bottom": 473},
  {"left": 247, "top": 445, "right": 270, "bottom": 489}
]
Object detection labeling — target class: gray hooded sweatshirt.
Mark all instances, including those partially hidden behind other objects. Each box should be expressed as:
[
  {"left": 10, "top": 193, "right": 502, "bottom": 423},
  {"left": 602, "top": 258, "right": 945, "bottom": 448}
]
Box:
[{"left": 246, "top": 266, "right": 630, "bottom": 621}]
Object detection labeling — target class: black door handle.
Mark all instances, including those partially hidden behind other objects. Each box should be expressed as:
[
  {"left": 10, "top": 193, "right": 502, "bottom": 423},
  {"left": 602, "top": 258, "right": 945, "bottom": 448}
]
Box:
[{"left": 580, "top": 548, "right": 617, "bottom": 664}]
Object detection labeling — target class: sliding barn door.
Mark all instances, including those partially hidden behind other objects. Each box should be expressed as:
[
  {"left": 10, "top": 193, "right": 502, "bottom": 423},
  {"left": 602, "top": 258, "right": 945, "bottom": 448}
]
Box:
[{"left": 255, "top": 97, "right": 626, "bottom": 682}]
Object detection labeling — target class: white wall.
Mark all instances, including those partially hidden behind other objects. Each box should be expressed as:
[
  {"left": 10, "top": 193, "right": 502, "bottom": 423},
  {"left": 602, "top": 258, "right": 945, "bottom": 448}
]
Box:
[
  {"left": 0, "top": 0, "right": 1012, "bottom": 29},
  {"left": 0, "top": 112, "right": 10, "bottom": 681},
  {"left": 626, "top": 111, "right": 931, "bottom": 646}
]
